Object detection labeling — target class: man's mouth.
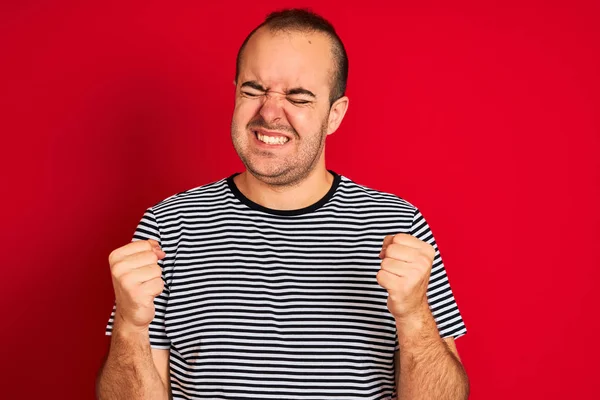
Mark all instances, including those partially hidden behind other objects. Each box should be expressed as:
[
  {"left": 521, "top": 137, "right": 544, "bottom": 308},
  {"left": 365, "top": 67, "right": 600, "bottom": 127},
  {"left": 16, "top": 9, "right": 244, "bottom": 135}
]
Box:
[{"left": 253, "top": 130, "right": 291, "bottom": 145}]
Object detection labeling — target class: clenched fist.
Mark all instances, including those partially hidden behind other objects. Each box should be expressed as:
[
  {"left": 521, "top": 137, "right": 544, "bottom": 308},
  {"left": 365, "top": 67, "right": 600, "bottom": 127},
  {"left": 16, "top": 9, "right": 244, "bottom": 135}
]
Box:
[
  {"left": 108, "top": 239, "right": 166, "bottom": 331},
  {"left": 376, "top": 234, "right": 436, "bottom": 321}
]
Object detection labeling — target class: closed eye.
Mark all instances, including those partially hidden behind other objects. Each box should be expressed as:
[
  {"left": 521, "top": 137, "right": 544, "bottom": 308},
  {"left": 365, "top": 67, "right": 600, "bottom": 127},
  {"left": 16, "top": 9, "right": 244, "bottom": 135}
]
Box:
[
  {"left": 287, "top": 98, "right": 311, "bottom": 105},
  {"left": 242, "top": 91, "right": 263, "bottom": 98}
]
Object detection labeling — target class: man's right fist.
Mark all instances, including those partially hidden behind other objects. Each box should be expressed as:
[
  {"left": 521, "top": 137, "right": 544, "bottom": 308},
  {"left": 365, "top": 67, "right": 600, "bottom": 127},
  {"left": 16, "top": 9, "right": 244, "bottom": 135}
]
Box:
[{"left": 109, "top": 239, "right": 166, "bottom": 331}]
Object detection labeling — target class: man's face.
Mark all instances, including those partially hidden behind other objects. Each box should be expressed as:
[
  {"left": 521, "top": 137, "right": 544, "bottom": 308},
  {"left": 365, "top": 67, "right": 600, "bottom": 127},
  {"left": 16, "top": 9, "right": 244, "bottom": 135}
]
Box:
[{"left": 231, "top": 28, "right": 337, "bottom": 186}]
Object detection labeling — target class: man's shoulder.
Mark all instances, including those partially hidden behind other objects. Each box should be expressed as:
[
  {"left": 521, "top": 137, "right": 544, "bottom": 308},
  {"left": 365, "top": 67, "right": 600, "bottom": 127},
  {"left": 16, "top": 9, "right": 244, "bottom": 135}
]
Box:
[
  {"left": 337, "top": 173, "right": 418, "bottom": 213},
  {"left": 147, "top": 174, "right": 233, "bottom": 214}
]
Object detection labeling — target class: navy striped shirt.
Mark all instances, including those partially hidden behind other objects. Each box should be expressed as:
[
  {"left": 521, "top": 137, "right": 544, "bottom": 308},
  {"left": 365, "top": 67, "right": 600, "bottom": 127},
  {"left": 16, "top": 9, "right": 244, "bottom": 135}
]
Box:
[{"left": 106, "top": 171, "right": 467, "bottom": 399}]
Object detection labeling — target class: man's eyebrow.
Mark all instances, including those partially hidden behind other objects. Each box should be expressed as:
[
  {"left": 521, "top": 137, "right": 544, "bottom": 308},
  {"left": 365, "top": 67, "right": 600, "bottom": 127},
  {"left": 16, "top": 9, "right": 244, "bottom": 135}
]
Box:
[
  {"left": 286, "top": 87, "right": 316, "bottom": 98},
  {"left": 240, "top": 81, "right": 267, "bottom": 91},
  {"left": 240, "top": 81, "right": 316, "bottom": 98}
]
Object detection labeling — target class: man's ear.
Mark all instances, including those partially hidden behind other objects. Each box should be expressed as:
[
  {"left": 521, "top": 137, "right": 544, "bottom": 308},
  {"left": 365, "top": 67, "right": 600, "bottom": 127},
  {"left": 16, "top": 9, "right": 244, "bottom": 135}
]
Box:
[{"left": 326, "top": 96, "right": 349, "bottom": 135}]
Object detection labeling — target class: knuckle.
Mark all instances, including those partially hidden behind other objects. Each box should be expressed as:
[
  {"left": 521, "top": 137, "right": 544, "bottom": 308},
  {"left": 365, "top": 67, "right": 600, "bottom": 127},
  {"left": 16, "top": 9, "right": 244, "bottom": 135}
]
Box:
[
  {"left": 108, "top": 249, "right": 119, "bottom": 266},
  {"left": 376, "top": 269, "right": 385, "bottom": 284},
  {"left": 380, "top": 258, "right": 391, "bottom": 270},
  {"left": 429, "top": 247, "right": 436, "bottom": 259},
  {"left": 419, "top": 254, "right": 432, "bottom": 267},
  {"left": 110, "top": 260, "right": 124, "bottom": 276}
]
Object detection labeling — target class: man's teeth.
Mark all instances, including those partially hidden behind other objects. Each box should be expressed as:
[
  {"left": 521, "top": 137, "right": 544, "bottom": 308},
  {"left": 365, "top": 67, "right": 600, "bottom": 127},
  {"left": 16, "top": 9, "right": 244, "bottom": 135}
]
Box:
[{"left": 257, "top": 132, "right": 289, "bottom": 145}]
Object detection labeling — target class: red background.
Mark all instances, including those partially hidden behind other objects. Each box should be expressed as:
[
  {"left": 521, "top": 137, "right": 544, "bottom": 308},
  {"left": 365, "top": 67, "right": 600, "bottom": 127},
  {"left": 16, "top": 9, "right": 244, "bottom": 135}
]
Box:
[{"left": 1, "top": 0, "right": 599, "bottom": 399}]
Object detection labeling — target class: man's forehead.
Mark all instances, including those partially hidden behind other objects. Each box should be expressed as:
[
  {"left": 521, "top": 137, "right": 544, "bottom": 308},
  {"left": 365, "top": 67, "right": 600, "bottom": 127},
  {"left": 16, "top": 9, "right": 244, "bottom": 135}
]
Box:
[{"left": 239, "top": 28, "right": 334, "bottom": 89}]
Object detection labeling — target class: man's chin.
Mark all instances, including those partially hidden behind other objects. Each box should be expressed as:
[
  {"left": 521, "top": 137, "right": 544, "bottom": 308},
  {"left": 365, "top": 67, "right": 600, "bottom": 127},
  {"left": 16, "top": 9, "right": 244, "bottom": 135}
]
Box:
[
  {"left": 245, "top": 164, "right": 303, "bottom": 187},
  {"left": 248, "top": 166, "right": 286, "bottom": 181}
]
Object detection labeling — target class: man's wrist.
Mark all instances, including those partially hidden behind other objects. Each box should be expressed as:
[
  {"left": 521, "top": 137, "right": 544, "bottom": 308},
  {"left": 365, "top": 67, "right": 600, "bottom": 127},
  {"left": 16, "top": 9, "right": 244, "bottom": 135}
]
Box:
[
  {"left": 113, "top": 312, "right": 150, "bottom": 340},
  {"left": 395, "top": 304, "right": 437, "bottom": 341}
]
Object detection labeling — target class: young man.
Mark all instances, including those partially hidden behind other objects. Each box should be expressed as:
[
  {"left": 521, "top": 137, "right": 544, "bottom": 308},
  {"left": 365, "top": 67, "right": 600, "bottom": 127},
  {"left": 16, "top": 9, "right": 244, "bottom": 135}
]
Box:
[{"left": 97, "top": 9, "right": 469, "bottom": 400}]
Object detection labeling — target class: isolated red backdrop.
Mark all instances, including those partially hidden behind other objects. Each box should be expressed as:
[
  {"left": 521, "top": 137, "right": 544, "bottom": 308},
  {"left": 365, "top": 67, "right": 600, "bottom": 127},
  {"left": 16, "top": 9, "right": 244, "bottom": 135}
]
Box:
[{"left": 1, "top": 0, "right": 599, "bottom": 399}]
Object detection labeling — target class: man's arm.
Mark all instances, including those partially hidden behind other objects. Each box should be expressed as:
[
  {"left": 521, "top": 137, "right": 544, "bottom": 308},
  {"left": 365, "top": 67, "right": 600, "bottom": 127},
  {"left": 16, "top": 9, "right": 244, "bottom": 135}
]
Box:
[
  {"left": 96, "top": 239, "right": 171, "bottom": 399},
  {"left": 377, "top": 233, "right": 469, "bottom": 400},
  {"left": 394, "top": 312, "right": 469, "bottom": 400},
  {"left": 96, "top": 318, "right": 171, "bottom": 400}
]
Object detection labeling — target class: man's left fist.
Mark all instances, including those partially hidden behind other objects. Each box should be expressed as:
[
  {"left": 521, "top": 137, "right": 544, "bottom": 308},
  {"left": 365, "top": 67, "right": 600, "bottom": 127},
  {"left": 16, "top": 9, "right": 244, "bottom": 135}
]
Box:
[{"left": 376, "top": 234, "right": 436, "bottom": 320}]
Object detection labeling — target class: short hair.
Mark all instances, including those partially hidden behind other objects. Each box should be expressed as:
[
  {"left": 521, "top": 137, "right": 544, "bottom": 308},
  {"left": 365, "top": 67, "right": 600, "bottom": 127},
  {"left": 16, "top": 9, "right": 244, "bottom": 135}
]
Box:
[{"left": 235, "top": 8, "right": 349, "bottom": 105}]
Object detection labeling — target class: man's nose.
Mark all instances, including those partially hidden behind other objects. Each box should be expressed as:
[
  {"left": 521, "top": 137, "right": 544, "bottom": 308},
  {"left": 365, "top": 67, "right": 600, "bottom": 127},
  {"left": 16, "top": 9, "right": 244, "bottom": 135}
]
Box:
[{"left": 258, "top": 92, "right": 286, "bottom": 124}]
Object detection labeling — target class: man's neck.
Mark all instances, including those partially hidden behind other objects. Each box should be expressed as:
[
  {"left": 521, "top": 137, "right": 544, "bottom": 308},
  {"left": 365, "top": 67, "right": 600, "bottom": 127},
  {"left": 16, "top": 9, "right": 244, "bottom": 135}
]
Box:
[{"left": 233, "top": 167, "right": 334, "bottom": 211}]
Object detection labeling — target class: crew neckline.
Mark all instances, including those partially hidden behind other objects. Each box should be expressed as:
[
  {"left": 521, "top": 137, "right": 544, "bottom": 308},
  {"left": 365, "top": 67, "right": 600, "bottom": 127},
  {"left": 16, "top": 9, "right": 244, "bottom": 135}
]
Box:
[{"left": 226, "top": 170, "right": 341, "bottom": 216}]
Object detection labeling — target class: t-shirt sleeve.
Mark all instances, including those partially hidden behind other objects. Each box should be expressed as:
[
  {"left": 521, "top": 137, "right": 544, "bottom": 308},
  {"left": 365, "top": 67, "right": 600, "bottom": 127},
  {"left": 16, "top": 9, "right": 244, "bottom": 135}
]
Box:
[
  {"left": 105, "top": 207, "right": 171, "bottom": 350},
  {"left": 412, "top": 208, "right": 467, "bottom": 339}
]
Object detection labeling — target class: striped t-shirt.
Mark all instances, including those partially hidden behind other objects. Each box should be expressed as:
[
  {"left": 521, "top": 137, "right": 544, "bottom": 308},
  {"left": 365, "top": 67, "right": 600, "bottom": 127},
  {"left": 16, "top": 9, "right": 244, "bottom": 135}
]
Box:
[{"left": 106, "top": 171, "right": 467, "bottom": 400}]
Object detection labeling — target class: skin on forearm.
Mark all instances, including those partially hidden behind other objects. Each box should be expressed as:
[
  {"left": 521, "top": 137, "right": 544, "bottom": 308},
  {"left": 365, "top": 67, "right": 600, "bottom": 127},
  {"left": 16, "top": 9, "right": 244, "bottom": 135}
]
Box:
[
  {"left": 96, "top": 318, "right": 169, "bottom": 400},
  {"left": 395, "top": 307, "right": 469, "bottom": 400}
]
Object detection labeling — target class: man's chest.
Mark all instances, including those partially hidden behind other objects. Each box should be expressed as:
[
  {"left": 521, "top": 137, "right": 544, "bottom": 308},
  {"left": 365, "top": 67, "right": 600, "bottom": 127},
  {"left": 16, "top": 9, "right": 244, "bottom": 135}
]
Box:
[{"left": 160, "top": 219, "right": 401, "bottom": 359}]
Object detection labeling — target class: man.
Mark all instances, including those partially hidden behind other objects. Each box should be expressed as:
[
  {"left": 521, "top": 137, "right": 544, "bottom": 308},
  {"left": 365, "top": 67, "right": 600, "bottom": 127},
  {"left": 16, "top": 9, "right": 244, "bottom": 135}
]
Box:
[{"left": 97, "top": 8, "right": 469, "bottom": 400}]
